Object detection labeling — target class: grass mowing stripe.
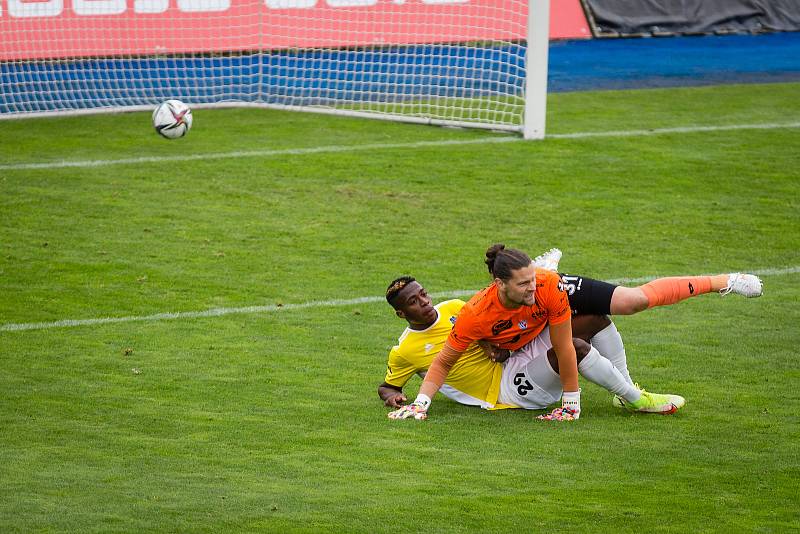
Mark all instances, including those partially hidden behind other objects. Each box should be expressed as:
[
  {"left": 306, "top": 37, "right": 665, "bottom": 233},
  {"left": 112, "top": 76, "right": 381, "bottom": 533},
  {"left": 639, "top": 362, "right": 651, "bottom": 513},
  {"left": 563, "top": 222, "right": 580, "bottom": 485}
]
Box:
[
  {"left": 3, "top": 266, "right": 798, "bottom": 333},
  {"left": 2, "top": 121, "right": 799, "bottom": 171}
]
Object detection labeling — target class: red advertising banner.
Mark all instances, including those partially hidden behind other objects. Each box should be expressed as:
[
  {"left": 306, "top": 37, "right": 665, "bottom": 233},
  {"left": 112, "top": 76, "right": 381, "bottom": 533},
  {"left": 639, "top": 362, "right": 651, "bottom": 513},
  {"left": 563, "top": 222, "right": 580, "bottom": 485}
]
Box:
[{"left": 0, "top": 0, "right": 589, "bottom": 60}]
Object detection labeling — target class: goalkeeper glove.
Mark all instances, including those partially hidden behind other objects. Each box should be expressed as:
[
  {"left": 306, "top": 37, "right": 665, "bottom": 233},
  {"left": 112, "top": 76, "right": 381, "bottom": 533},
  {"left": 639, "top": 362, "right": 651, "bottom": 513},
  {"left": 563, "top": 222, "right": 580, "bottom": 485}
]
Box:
[
  {"left": 561, "top": 389, "right": 581, "bottom": 418},
  {"left": 387, "top": 394, "right": 431, "bottom": 420},
  {"left": 536, "top": 406, "right": 579, "bottom": 421},
  {"left": 537, "top": 389, "right": 581, "bottom": 421}
]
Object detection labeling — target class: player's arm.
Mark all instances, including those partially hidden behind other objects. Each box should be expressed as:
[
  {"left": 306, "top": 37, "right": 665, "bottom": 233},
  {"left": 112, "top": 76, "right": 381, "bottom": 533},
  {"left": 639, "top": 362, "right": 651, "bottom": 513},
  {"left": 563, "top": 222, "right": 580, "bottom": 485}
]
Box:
[
  {"left": 542, "top": 272, "right": 581, "bottom": 419},
  {"left": 534, "top": 319, "right": 582, "bottom": 422},
  {"left": 381, "top": 346, "right": 418, "bottom": 409},
  {"left": 549, "top": 318, "right": 579, "bottom": 393},
  {"left": 378, "top": 382, "right": 407, "bottom": 408}
]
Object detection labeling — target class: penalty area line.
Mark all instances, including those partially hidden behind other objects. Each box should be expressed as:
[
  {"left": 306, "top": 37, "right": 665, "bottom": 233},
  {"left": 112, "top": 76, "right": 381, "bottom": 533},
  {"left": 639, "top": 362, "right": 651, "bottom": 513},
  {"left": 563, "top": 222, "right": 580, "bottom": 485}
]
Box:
[
  {"left": 1, "top": 121, "right": 799, "bottom": 171},
  {"left": 2, "top": 265, "right": 799, "bottom": 333}
]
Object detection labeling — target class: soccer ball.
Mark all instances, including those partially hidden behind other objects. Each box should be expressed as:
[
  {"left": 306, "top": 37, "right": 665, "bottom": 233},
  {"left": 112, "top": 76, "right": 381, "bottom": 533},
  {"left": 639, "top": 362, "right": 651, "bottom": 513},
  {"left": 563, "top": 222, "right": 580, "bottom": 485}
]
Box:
[{"left": 152, "top": 99, "right": 193, "bottom": 139}]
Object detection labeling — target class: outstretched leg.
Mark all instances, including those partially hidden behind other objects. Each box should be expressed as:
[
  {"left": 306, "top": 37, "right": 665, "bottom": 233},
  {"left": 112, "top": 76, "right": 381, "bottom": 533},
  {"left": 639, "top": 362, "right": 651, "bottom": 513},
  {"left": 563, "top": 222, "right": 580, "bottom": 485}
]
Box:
[
  {"left": 611, "top": 273, "right": 763, "bottom": 315},
  {"left": 532, "top": 247, "right": 762, "bottom": 316}
]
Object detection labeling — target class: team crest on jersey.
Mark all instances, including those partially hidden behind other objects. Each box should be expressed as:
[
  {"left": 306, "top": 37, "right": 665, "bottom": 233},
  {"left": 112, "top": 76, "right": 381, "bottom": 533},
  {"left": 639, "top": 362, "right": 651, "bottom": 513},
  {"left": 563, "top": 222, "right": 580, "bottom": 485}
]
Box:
[
  {"left": 450, "top": 316, "right": 457, "bottom": 325},
  {"left": 518, "top": 320, "right": 528, "bottom": 330},
  {"left": 424, "top": 343, "right": 435, "bottom": 353}
]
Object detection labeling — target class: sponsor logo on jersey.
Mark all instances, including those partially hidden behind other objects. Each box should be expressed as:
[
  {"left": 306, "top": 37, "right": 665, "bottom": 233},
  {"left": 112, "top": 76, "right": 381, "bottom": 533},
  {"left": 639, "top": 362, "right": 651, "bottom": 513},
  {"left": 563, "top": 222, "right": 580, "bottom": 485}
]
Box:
[
  {"left": 491, "top": 319, "right": 513, "bottom": 336},
  {"left": 530, "top": 309, "right": 546, "bottom": 319},
  {"left": 424, "top": 343, "right": 435, "bottom": 353}
]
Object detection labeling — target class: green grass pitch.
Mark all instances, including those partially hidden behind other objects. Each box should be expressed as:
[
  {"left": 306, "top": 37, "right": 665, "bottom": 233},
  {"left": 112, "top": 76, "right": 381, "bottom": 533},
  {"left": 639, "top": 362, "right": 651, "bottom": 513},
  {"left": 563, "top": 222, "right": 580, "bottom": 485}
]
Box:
[{"left": 1, "top": 83, "right": 799, "bottom": 532}]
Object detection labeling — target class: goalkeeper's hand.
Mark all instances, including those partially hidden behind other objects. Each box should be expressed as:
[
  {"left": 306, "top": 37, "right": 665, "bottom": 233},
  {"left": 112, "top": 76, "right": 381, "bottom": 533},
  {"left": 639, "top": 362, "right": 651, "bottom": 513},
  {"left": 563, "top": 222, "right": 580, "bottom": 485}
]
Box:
[
  {"left": 537, "top": 390, "right": 581, "bottom": 421},
  {"left": 388, "top": 402, "right": 428, "bottom": 420},
  {"left": 536, "top": 406, "right": 579, "bottom": 421}
]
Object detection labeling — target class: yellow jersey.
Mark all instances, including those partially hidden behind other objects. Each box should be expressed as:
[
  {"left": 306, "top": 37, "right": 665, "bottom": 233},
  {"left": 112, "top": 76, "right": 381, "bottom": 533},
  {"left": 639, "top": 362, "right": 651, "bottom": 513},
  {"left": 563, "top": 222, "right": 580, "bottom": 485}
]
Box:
[{"left": 384, "top": 299, "right": 508, "bottom": 409}]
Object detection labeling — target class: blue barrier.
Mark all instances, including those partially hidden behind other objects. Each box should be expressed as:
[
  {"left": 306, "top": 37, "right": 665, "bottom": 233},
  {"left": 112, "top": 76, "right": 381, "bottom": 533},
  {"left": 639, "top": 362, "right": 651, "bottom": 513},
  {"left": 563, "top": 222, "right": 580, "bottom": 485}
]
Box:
[
  {"left": 548, "top": 32, "right": 800, "bottom": 92},
  {"left": 0, "top": 45, "right": 525, "bottom": 114},
  {"left": 2, "top": 32, "right": 799, "bottom": 114}
]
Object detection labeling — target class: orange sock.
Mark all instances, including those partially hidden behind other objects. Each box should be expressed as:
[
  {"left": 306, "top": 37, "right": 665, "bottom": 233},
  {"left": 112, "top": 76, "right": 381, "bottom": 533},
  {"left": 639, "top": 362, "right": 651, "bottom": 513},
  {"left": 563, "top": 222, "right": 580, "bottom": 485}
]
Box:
[{"left": 639, "top": 276, "right": 719, "bottom": 308}]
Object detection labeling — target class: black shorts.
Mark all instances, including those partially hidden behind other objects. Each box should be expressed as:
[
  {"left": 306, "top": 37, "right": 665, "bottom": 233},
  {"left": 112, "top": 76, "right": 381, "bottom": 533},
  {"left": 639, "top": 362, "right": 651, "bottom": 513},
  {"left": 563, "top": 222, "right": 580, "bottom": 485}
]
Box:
[{"left": 558, "top": 274, "right": 618, "bottom": 316}]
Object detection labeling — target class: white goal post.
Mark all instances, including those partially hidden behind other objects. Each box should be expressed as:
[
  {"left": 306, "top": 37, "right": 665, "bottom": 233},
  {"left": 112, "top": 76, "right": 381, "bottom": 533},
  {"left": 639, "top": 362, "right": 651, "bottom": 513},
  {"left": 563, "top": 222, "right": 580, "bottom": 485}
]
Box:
[{"left": 0, "top": 0, "right": 551, "bottom": 138}]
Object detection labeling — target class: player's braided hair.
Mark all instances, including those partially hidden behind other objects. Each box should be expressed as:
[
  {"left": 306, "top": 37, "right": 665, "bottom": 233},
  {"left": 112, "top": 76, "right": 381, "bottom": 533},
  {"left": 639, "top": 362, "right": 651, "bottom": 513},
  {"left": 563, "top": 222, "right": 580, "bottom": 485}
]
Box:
[
  {"left": 386, "top": 276, "right": 416, "bottom": 306},
  {"left": 485, "top": 244, "right": 531, "bottom": 281}
]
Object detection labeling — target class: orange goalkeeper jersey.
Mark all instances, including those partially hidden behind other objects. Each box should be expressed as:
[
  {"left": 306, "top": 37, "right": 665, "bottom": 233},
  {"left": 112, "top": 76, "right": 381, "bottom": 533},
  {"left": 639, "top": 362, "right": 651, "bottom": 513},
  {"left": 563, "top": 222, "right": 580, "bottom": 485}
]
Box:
[{"left": 447, "top": 268, "right": 571, "bottom": 352}]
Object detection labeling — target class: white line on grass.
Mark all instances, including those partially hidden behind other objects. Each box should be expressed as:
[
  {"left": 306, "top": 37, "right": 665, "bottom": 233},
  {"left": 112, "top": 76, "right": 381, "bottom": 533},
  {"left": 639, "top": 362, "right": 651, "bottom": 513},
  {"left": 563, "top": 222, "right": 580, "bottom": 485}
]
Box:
[
  {"left": 548, "top": 121, "right": 800, "bottom": 139},
  {"left": 0, "top": 137, "right": 519, "bottom": 171},
  {"left": 2, "top": 121, "right": 799, "bottom": 171},
  {"left": 2, "top": 266, "right": 798, "bottom": 333}
]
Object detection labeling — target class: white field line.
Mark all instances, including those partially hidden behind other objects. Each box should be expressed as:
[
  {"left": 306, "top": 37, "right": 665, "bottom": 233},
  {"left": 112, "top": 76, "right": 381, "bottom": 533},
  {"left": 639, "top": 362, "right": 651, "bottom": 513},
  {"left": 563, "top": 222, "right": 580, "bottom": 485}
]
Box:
[
  {"left": 2, "top": 266, "right": 799, "bottom": 333},
  {"left": 548, "top": 121, "right": 800, "bottom": 139},
  {"left": 2, "top": 121, "right": 799, "bottom": 171}
]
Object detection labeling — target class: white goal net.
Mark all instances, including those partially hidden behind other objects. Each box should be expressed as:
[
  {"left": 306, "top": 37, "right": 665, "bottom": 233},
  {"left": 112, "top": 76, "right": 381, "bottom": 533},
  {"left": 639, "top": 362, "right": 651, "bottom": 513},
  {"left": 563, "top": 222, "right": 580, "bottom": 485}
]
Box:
[{"left": 0, "top": 0, "right": 552, "bottom": 137}]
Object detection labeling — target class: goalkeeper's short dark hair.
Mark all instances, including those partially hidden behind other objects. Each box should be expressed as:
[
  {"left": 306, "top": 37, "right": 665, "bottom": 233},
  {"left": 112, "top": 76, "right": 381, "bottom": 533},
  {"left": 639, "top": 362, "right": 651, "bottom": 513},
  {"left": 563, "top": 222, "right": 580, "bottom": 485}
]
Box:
[{"left": 386, "top": 276, "right": 416, "bottom": 307}]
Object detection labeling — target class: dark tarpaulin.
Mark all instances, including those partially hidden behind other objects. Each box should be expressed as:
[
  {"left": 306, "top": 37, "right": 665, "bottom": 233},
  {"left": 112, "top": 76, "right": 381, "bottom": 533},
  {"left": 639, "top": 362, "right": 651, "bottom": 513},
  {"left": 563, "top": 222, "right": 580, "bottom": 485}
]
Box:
[{"left": 583, "top": 0, "right": 800, "bottom": 36}]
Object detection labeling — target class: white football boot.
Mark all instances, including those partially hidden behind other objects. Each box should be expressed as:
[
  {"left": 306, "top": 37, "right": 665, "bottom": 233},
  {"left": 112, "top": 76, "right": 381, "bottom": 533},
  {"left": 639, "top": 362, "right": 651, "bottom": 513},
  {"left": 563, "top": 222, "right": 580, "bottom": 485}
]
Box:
[
  {"left": 533, "top": 248, "right": 562, "bottom": 272},
  {"left": 720, "top": 273, "right": 763, "bottom": 298}
]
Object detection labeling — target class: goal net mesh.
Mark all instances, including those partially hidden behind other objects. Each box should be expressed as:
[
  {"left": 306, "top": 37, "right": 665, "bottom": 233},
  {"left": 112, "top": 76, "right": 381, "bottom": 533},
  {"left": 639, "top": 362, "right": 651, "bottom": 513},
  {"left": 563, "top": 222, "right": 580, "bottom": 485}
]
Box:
[{"left": 1, "top": 0, "right": 529, "bottom": 130}]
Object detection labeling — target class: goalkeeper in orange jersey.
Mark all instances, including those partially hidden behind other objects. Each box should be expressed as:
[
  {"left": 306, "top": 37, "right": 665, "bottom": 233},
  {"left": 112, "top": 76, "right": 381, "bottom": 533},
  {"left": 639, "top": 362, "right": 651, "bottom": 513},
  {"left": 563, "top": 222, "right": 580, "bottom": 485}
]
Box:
[{"left": 380, "top": 245, "right": 762, "bottom": 421}]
